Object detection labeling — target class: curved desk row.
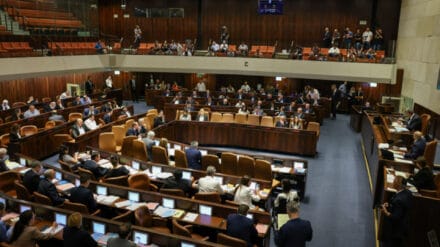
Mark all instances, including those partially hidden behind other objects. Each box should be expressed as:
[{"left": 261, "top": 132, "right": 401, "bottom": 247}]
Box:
[{"left": 154, "top": 120, "right": 317, "bottom": 156}]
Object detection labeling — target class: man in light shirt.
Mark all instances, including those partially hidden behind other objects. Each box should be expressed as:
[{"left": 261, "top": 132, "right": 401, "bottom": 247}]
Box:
[
  {"left": 105, "top": 75, "right": 113, "bottom": 89},
  {"left": 196, "top": 80, "right": 206, "bottom": 92},
  {"left": 23, "top": 104, "right": 40, "bottom": 118},
  {"left": 84, "top": 115, "right": 100, "bottom": 130},
  {"left": 362, "top": 27, "right": 373, "bottom": 49},
  {"left": 192, "top": 166, "right": 224, "bottom": 194},
  {"left": 328, "top": 44, "right": 340, "bottom": 57}
]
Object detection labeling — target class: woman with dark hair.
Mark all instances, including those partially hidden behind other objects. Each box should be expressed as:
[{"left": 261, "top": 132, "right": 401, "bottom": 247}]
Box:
[
  {"left": 233, "top": 176, "right": 260, "bottom": 209},
  {"left": 9, "top": 210, "right": 56, "bottom": 246},
  {"left": 11, "top": 108, "right": 24, "bottom": 122},
  {"left": 9, "top": 124, "right": 21, "bottom": 143},
  {"left": 58, "top": 145, "right": 79, "bottom": 168}
]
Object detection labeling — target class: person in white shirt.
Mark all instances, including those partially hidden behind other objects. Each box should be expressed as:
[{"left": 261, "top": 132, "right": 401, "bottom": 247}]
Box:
[
  {"left": 105, "top": 76, "right": 113, "bottom": 89},
  {"left": 60, "top": 90, "right": 71, "bottom": 99},
  {"left": 328, "top": 45, "right": 340, "bottom": 57},
  {"left": 210, "top": 41, "right": 220, "bottom": 52},
  {"left": 235, "top": 100, "right": 245, "bottom": 108},
  {"left": 121, "top": 107, "right": 131, "bottom": 118},
  {"left": 233, "top": 176, "right": 260, "bottom": 209},
  {"left": 196, "top": 80, "right": 206, "bottom": 92},
  {"left": 240, "top": 81, "right": 251, "bottom": 93},
  {"left": 1, "top": 99, "right": 10, "bottom": 110},
  {"left": 179, "top": 110, "right": 191, "bottom": 121},
  {"left": 219, "top": 40, "right": 228, "bottom": 53},
  {"left": 362, "top": 27, "right": 373, "bottom": 49},
  {"left": 84, "top": 115, "right": 100, "bottom": 130},
  {"left": 274, "top": 179, "right": 299, "bottom": 208},
  {"left": 238, "top": 42, "right": 249, "bottom": 56},
  {"left": 192, "top": 166, "right": 224, "bottom": 194},
  {"left": 23, "top": 105, "right": 40, "bottom": 118}
]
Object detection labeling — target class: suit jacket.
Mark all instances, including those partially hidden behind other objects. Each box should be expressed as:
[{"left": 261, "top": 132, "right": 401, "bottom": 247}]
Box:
[
  {"left": 85, "top": 80, "right": 95, "bottom": 95},
  {"left": 404, "top": 138, "right": 426, "bottom": 159},
  {"left": 162, "top": 177, "right": 192, "bottom": 195},
  {"left": 23, "top": 169, "right": 41, "bottom": 193},
  {"left": 407, "top": 113, "right": 422, "bottom": 131},
  {"left": 275, "top": 218, "right": 313, "bottom": 247},
  {"left": 226, "top": 214, "right": 258, "bottom": 247},
  {"left": 153, "top": 116, "right": 164, "bottom": 128},
  {"left": 185, "top": 148, "right": 202, "bottom": 170},
  {"left": 103, "top": 113, "right": 112, "bottom": 124},
  {"left": 37, "top": 178, "right": 65, "bottom": 206},
  {"left": 63, "top": 226, "right": 97, "bottom": 247},
  {"left": 9, "top": 131, "right": 20, "bottom": 143},
  {"left": 331, "top": 89, "right": 341, "bottom": 105},
  {"left": 0, "top": 160, "right": 8, "bottom": 173},
  {"left": 81, "top": 160, "right": 107, "bottom": 179},
  {"left": 83, "top": 108, "right": 99, "bottom": 118},
  {"left": 126, "top": 128, "right": 139, "bottom": 136},
  {"left": 105, "top": 166, "right": 129, "bottom": 179},
  {"left": 382, "top": 189, "right": 412, "bottom": 240},
  {"left": 142, "top": 138, "right": 155, "bottom": 160},
  {"left": 410, "top": 167, "right": 435, "bottom": 190},
  {"left": 304, "top": 108, "right": 314, "bottom": 114},
  {"left": 71, "top": 124, "right": 89, "bottom": 139},
  {"left": 69, "top": 185, "right": 97, "bottom": 213},
  {"left": 275, "top": 121, "right": 288, "bottom": 128}
]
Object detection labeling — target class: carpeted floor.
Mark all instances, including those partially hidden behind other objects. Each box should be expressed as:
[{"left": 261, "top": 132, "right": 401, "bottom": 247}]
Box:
[{"left": 44, "top": 101, "right": 440, "bottom": 246}]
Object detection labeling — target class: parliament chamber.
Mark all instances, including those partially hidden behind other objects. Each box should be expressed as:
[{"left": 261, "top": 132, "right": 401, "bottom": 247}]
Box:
[{"left": 0, "top": 0, "right": 439, "bottom": 247}]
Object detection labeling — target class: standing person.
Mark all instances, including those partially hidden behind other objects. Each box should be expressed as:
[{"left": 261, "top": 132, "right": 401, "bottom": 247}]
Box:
[
  {"left": 330, "top": 84, "right": 341, "bottom": 119},
  {"left": 133, "top": 25, "right": 142, "bottom": 49},
  {"left": 380, "top": 176, "right": 413, "bottom": 247},
  {"left": 128, "top": 75, "right": 138, "bottom": 103},
  {"left": 275, "top": 201, "right": 313, "bottom": 247},
  {"left": 323, "top": 27, "right": 332, "bottom": 48},
  {"left": 373, "top": 28, "right": 384, "bottom": 50},
  {"left": 85, "top": 76, "right": 94, "bottom": 95},
  {"left": 185, "top": 141, "right": 202, "bottom": 170},
  {"left": 105, "top": 75, "right": 113, "bottom": 90},
  {"left": 220, "top": 26, "right": 230, "bottom": 44},
  {"left": 362, "top": 27, "right": 373, "bottom": 49},
  {"left": 226, "top": 204, "right": 259, "bottom": 247}
]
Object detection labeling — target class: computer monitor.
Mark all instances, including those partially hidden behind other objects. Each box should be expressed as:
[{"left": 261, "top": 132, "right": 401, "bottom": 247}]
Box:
[
  {"left": 249, "top": 182, "right": 257, "bottom": 190},
  {"left": 294, "top": 162, "right": 304, "bottom": 169},
  {"left": 199, "top": 205, "right": 212, "bottom": 216},
  {"left": 133, "top": 231, "right": 149, "bottom": 245},
  {"left": 181, "top": 242, "right": 196, "bottom": 247},
  {"left": 55, "top": 171, "right": 62, "bottom": 181},
  {"left": 75, "top": 179, "right": 80, "bottom": 187},
  {"left": 132, "top": 160, "right": 140, "bottom": 170},
  {"left": 0, "top": 197, "right": 5, "bottom": 205},
  {"left": 182, "top": 171, "right": 191, "bottom": 180},
  {"left": 152, "top": 166, "right": 162, "bottom": 175},
  {"left": 246, "top": 213, "right": 253, "bottom": 220},
  {"left": 174, "top": 144, "right": 181, "bottom": 150},
  {"left": 20, "top": 158, "right": 26, "bottom": 166},
  {"left": 92, "top": 221, "right": 106, "bottom": 234},
  {"left": 213, "top": 176, "right": 223, "bottom": 185},
  {"left": 200, "top": 150, "right": 208, "bottom": 156},
  {"left": 154, "top": 140, "right": 159, "bottom": 146},
  {"left": 128, "top": 191, "right": 140, "bottom": 202},
  {"left": 381, "top": 149, "right": 394, "bottom": 161},
  {"left": 55, "top": 213, "right": 67, "bottom": 226},
  {"left": 96, "top": 185, "right": 108, "bottom": 196},
  {"left": 20, "top": 205, "right": 31, "bottom": 213},
  {"left": 162, "top": 198, "right": 175, "bottom": 209}
]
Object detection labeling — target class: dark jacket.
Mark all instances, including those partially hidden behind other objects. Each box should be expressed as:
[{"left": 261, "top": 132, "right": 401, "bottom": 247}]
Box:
[
  {"left": 0, "top": 160, "right": 8, "bottom": 173},
  {"left": 126, "top": 128, "right": 140, "bottom": 137},
  {"left": 162, "top": 176, "right": 192, "bottom": 195},
  {"left": 81, "top": 160, "right": 108, "bottom": 179},
  {"left": 37, "top": 178, "right": 65, "bottom": 206},
  {"left": 63, "top": 226, "right": 97, "bottom": 247},
  {"left": 71, "top": 124, "right": 89, "bottom": 139},
  {"left": 69, "top": 185, "right": 97, "bottom": 213},
  {"left": 407, "top": 113, "right": 422, "bottom": 131},
  {"left": 226, "top": 214, "right": 258, "bottom": 247},
  {"left": 9, "top": 131, "right": 21, "bottom": 143},
  {"left": 105, "top": 166, "right": 129, "bottom": 179},
  {"left": 404, "top": 138, "right": 426, "bottom": 159},
  {"left": 382, "top": 189, "right": 412, "bottom": 240},
  {"left": 275, "top": 218, "right": 313, "bottom": 247},
  {"left": 185, "top": 148, "right": 202, "bottom": 170},
  {"left": 410, "top": 167, "right": 436, "bottom": 190},
  {"left": 23, "top": 169, "right": 41, "bottom": 193}
]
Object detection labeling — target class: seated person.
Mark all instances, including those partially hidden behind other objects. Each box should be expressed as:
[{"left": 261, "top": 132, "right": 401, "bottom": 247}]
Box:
[
  {"left": 219, "top": 40, "right": 228, "bottom": 52},
  {"left": 196, "top": 109, "right": 208, "bottom": 122},
  {"left": 219, "top": 98, "right": 229, "bottom": 106},
  {"left": 275, "top": 116, "right": 289, "bottom": 128},
  {"left": 274, "top": 179, "right": 300, "bottom": 209},
  {"left": 361, "top": 101, "right": 372, "bottom": 111},
  {"left": 9, "top": 210, "right": 57, "bottom": 246},
  {"left": 295, "top": 107, "right": 305, "bottom": 120},
  {"left": 142, "top": 131, "right": 156, "bottom": 160},
  {"left": 80, "top": 152, "right": 108, "bottom": 179},
  {"left": 84, "top": 115, "right": 100, "bottom": 130},
  {"left": 0, "top": 148, "right": 9, "bottom": 172},
  {"left": 303, "top": 103, "right": 314, "bottom": 114},
  {"left": 404, "top": 109, "right": 422, "bottom": 131},
  {"left": 48, "top": 110, "right": 65, "bottom": 122},
  {"left": 153, "top": 110, "right": 165, "bottom": 128},
  {"left": 185, "top": 141, "right": 202, "bottom": 170},
  {"left": 9, "top": 123, "right": 21, "bottom": 142},
  {"left": 80, "top": 95, "right": 92, "bottom": 105},
  {"left": 11, "top": 108, "right": 24, "bottom": 121},
  {"left": 238, "top": 105, "right": 250, "bottom": 114},
  {"left": 26, "top": 96, "right": 38, "bottom": 105},
  {"left": 23, "top": 161, "right": 42, "bottom": 194},
  {"left": 63, "top": 212, "right": 98, "bottom": 247},
  {"left": 69, "top": 174, "right": 98, "bottom": 213},
  {"left": 162, "top": 170, "right": 193, "bottom": 196},
  {"left": 95, "top": 40, "right": 106, "bottom": 54},
  {"left": 404, "top": 131, "right": 426, "bottom": 159},
  {"left": 328, "top": 44, "right": 340, "bottom": 57},
  {"left": 107, "top": 223, "right": 136, "bottom": 247},
  {"left": 104, "top": 156, "right": 129, "bottom": 179},
  {"left": 59, "top": 145, "right": 79, "bottom": 168},
  {"left": 83, "top": 106, "right": 98, "bottom": 118},
  {"left": 238, "top": 42, "right": 249, "bottom": 56},
  {"left": 179, "top": 110, "right": 191, "bottom": 121},
  {"left": 121, "top": 107, "right": 131, "bottom": 118},
  {"left": 126, "top": 122, "right": 142, "bottom": 137},
  {"left": 192, "top": 166, "right": 224, "bottom": 194},
  {"left": 408, "top": 158, "right": 436, "bottom": 190},
  {"left": 233, "top": 176, "right": 260, "bottom": 209},
  {"left": 56, "top": 98, "right": 65, "bottom": 109},
  {"left": 290, "top": 116, "right": 304, "bottom": 130},
  {"left": 103, "top": 109, "right": 113, "bottom": 124},
  {"left": 44, "top": 101, "right": 57, "bottom": 113},
  {"left": 210, "top": 41, "right": 220, "bottom": 52},
  {"left": 23, "top": 104, "right": 40, "bottom": 119},
  {"left": 226, "top": 204, "right": 259, "bottom": 247},
  {"left": 71, "top": 119, "right": 89, "bottom": 138},
  {"left": 72, "top": 96, "right": 82, "bottom": 106},
  {"left": 37, "top": 169, "right": 67, "bottom": 206},
  {"left": 1, "top": 99, "right": 10, "bottom": 110}
]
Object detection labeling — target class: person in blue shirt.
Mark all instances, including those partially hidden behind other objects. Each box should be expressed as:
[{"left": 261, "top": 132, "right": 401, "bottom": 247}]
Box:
[
  {"left": 95, "top": 40, "right": 105, "bottom": 54},
  {"left": 275, "top": 201, "right": 313, "bottom": 247},
  {"left": 185, "top": 141, "right": 202, "bottom": 170},
  {"left": 226, "top": 204, "right": 258, "bottom": 247}
]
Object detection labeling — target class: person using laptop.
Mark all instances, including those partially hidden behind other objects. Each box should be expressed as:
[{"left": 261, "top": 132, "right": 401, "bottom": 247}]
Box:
[
  {"left": 37, "top": 169, "right": 68, "bottom": 206},
  {"left": 69, "top": 174, "right": 98, "bottom": 213},
  {"left": 22, "top": 161, "right": 42, "bottom": 194},
  {"left": 9, "top": 210, "right": 57, "bottom": 246},
  {"left": 107, "top": 223, "right": 136, "bottom": 247},
  {"left": 63, "top": 212, "right": 97, "bottom": 247},
  {"left": 226, "top": 204, "right": 259, "bottom": 247}
]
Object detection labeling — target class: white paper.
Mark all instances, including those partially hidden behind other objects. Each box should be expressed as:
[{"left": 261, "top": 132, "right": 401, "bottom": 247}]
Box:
[
  {"left": 294, "top": 162, "right": 304, "bottom": 169},
  {"left": 386, "top": 174, "right": 395, "bottom": 183},
  {"left": 114, "top": 200, "right": 131, "bottom": 208},
  {"left": 378, "top": 143, "right": 390, "bottom": 149},
  {"left": 394, "top": 171, "right": 409, "bottom": 179},
  {"left": 394, "top": 158, "right": 413, "bottom": 164},
  {"left": 182, "top": 212, "right": 198, "bottom": 222}
]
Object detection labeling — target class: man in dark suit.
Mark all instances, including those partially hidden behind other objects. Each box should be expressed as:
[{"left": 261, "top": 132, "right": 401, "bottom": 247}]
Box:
[
  {"left": 69, "top": 174, "right": 97, "bottom": 213},
  {"left": 405, "top": 110, "right": 422, "bottom": 131},
  {"left": 275, "top": 201, "right": 313, "bottom": 247},
  {"left": 104, "top": 156, "right": 129, "bottom": 179},
  {"left": 128, "top": 75, "right": 138, "bottom": 103},
  {"left": 294, "top": 107, "right": 305, "bottom": 120},
  {"left": 185, "top": 141, "right": 202, "bottom": 170},
  {"left": 153, "top": 111, "right": 165, "bottom": 128},
  {"left": 275, "top": 116, "right": 288, "bottom": 128},
  {"left": 0, "top": 148, "right": 9, "bottom": 173},
  {"left": 303, "top": 103, "right": 314, "bottom": 114},
  {"left": 71, "top": 119, "right": 89, "bottom": 139},
  {"left": 408, "top": 158, "right": 436, "bottom": 190},
  {"left": 126, "top": 122, "right": 141, "bottom": 137},
  {"left": 80, "top": 152, "right": 108, "bottom": 179},
  {"left": 103, "top": 109, "right": 113, "bottom": 124},
  {"left": 37, "top": 169, "right": 67, "bottom": 206},
  {"left": 85, "top": 76, "right": 94, "bottom": 95},
  {"left": 161, "top": 170, "right": 193, "bottom": 196},
  {"left": 226, "top": 204, "right": 258, "bottom": 247},
  {"left": 404, "top": 131, "right": 426, "bottom": 160},
  {"left": 380, "top": 176, "right": 413, "bottom": 247},
  {"left": 22, "top": 161, "right": 42, "bottom": 194},
  {"left": 83, "top": 105, "right": 99, "bottom": 118},
  {"left": 330, "top": 84, "right": 341, "bottom": 119}
]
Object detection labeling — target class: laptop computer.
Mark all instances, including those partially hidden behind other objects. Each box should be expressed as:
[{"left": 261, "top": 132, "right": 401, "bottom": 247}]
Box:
[
  {"left": 133, "top": 231, "right": 149, "bottom": 246},
  {"left": 91, "top": 221, "right": 106, "bottom": 241},
  {"left": 381, "top": 149, "right": 394, "bottom": 161}
]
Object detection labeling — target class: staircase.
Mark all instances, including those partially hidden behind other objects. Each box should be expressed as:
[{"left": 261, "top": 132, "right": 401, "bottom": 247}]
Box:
[{"left": 0, "top": 9, "right": 29, "bottom": 35}]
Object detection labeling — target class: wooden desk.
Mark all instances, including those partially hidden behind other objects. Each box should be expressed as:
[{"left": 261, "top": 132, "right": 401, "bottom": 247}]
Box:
[
  {"left": 154, "top": 120, "right": 317, "bottom": 156},
  {"left": 350, "top": 105, "right": 363, "bottom": 132}
]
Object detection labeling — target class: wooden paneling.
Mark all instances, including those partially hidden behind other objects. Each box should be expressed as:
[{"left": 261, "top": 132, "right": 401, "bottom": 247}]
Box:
[{"left": 414, "top": 103, "right": 440, "bottom": 140}]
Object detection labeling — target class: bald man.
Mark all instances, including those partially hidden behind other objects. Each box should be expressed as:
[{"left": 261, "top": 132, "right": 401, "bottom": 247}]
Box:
[
  {"left": 71, "top": 118, "right": 89, "bottom": 138},
  {"left": 404, "top": 131, "right": 426, "bottom": 160}
]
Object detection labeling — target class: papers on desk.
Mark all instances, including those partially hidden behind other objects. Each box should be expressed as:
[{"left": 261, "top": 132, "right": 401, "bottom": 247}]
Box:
[
  {"left": 394, "top": 127, "right": 409, "bottom": 132},
  {"left": 173, "top": 209, "right": 185, "bottom": 218},
  {"left": 5, "top": 160, "right": 22, "bottom": 170},
  {"left": 394, "top": 158, "right": 413, "bottom": 164},
  {"left": 394, "top": 171, "right": 409, "bottom": 179},
  {"left": 156, "top": 172, "right": 173, "bottom": 179},
  {"left": 96, "top": 195, "right": 119, "bottom": 206},
  {"left": 56, "top": 183, "right": 75, "bottom": 192},
  {"left": 168, "top": 148, "right": 175, "bottom": 156},
  {"left": 42, "top": 225, "right": 64, "bottom": 234},
  {"left": 124, "top": 165, "right": 138, "bottom": 175},
  {"left": 386, "top": 174, "right": 395, "bottom": 183},
  {"left": 378, "top": 143, "right": 390, "bottom": 149},
  {"left": 19, "top": 168, "right": 31, "bottom": 175},
  {"left": 97, "top": 159, "right": 112, "bottom": 169},
  {"left": 182, "top": 212, "right": 198, "bottom": 222},
  {"left": 277, "top": 214, "right": 289, "bottom": 230},
  {"left": 256, "top": 223, "right": 269, "bottom": 234},
  {"left": 294, "top": 162, "right": 304, "bottom": 169},
  {"left": 398, "top": 147, "right": 408, "bottom": 152},
  {"left": 115, "top": 200, "right": 131, "bottom": 208},
  {"left": 154, "top": 206, "right": 175, "bottom": 218},
  {"left": 393, "top": 153, "right": 404, "bottom": 159},
  {"left": 271, "top": 165, "right": 291, "bottom": 173},
  {"left": 126, "top": 202, "right": 148, "bottom": 211},
  {"left": 146, "top": 202, "right": 159, "bottom": 211},
  {"left": 386, "top": 187, "right": 397, "bottom": 192}
]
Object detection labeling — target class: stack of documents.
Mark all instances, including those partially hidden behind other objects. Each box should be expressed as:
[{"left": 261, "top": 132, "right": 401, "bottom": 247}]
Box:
[
  {"left": 96, "top": 195, "right": 119, "bottom": 205},
  {"left": 182, "top": 212, "right": 198, "bottom": 222}
]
